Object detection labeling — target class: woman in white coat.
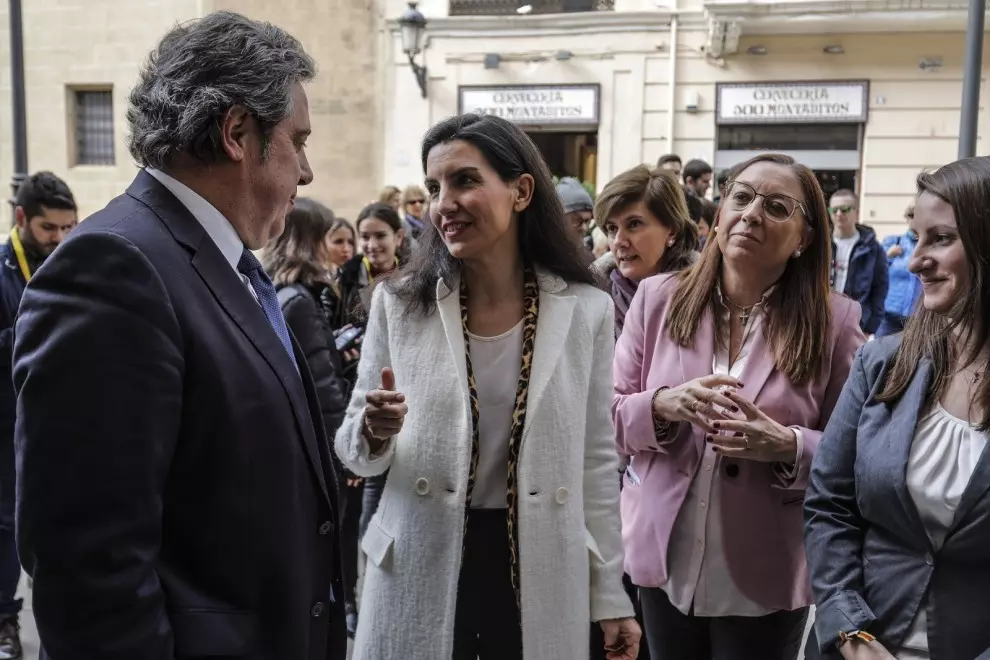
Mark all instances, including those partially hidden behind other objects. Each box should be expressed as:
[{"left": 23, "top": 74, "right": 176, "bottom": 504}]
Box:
[{"left": 335, "top": 113, "right": 639, "bottom": 660}]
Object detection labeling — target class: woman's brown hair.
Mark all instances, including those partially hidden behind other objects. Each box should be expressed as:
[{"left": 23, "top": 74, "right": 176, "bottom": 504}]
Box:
[
  {"left": 594, "top": 165, "right": 699, "bottom": 273},
  {"left": 877, "top": 157, "right": 990, "bottom": 430},
  {"left": 264, "top": 197, "right": 337, "bottom": 288},
  {"left": 666, "top": 153, "right": 833, "bottom": 385}
]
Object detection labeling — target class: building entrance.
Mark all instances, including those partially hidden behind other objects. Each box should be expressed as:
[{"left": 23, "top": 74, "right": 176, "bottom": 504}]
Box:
[
  {"left": 815, "top": 170, "right": 858, "bottom": 198},
  {"left": 526, "top": 131, "right": 598, "bottom": 187}
]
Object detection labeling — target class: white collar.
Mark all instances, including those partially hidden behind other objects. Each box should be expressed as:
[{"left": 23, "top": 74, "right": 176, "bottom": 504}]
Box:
[{"left": 146, "top": 168, "right": 244, "bottom": 272}]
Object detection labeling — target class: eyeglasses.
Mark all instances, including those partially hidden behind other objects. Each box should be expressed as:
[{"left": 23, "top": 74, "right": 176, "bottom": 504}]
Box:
[
  {"left": 828, "top": 205, "right": 856, "bottom": 214},
  {"left": 723, "top": 180, "right": 807, "bottom": 223}
]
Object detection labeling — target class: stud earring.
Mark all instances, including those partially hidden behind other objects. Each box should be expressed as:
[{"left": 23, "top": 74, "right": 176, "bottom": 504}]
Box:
[
  {"left": 793, "top": 249, "right": 802, "bottom": 258},
  {"left": 666, "top": 237, "right": 676, "bottom": 247}
]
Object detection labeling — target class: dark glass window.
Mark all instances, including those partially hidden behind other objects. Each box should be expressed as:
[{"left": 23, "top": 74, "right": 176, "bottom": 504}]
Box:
[
  {"left": 74, "top": 89, "right": 115, "bottom": 166},
  {"left": 717, "top": 123, "right": 859, "bottom": 151},
  {"left": 450, "top": 0, "right": 613, "bottom": 16}
]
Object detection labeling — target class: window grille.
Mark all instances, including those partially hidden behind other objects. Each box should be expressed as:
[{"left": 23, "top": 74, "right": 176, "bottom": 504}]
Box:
[{"left": 74, "top": 89, "right": 115, "bottom": 166}]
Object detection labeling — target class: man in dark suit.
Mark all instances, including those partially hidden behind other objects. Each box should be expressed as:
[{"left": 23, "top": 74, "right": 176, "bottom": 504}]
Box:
[{"left": 13, "top": 11, "right": 345, "bottom": 659}]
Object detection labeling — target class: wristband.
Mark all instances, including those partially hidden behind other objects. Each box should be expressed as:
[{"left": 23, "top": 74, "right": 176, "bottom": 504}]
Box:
[
  {"left": 651, "top": 387, "right": 672, "bottom": 439},
  {"left": 837, "top": 630, "right": 877, "bottom": 647}
]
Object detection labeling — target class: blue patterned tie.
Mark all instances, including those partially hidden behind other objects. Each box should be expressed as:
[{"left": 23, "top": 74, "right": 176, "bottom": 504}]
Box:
[{"left": 237, "top": 249, "right": 298, "bottom": 368}]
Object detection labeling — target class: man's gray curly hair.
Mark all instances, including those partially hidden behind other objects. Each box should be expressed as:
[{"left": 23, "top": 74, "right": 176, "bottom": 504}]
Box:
[{"left": 126, "top": 11, "right": 316, "bottom": 169}]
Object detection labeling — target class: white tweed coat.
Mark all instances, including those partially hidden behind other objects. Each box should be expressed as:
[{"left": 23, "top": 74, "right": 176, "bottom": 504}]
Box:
[{"left": 335, "top": 270, "right": 634, "bottom": 660}]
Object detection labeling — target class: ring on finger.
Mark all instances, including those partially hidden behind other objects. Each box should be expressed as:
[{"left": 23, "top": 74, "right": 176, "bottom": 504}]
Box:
[{"left": 692, "top": 399, "right": 705, "bottom": 412}]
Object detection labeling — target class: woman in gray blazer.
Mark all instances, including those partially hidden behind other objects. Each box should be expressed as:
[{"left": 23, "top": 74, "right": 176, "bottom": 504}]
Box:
[{"left": 805, "top": 156, "right": 990, "bottom": 660}]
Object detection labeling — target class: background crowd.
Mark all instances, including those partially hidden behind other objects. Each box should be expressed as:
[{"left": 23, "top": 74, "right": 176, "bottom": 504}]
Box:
[{"left": 0, "top": 9, "right": 987, "bottom": 660}]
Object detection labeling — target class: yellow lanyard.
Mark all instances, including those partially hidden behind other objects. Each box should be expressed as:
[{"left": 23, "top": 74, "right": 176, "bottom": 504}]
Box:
[
  {"left": 9, "top": 228, "right": 32, "bottom": 282},
  {"left": 362, "top": 256, "right": 399, "bottom": 284}
]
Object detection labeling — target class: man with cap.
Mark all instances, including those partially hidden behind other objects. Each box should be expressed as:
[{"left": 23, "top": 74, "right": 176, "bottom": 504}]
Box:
[{"left": 556, "top": 177, "right": 594, "bottom": 248}]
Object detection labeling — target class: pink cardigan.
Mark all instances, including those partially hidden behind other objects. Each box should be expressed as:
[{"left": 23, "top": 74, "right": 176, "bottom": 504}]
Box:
[{"left": 613, "top": 273, "right": 864, "bottom": 611}]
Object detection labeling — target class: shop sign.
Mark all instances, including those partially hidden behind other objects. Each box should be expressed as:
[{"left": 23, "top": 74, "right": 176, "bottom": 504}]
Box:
[
  {"left": 716, "top": 81, "right": 868, "bottom": 124},
  {"left": 458, "top": 85, "right": 600, "bottom": 126}
]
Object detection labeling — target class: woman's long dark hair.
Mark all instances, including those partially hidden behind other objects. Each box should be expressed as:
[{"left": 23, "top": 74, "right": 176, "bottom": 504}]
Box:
[
  {"left": 264, "top": 197, "right": 336, "bottom": 288},
  {"left": 877, "top": 156, "right": 990, "bottom": 430},
  {"left": 389, "top": 113, "right": 596, "bottom": 315}
]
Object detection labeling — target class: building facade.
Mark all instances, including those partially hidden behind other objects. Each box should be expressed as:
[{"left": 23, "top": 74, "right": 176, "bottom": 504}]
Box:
[
  {"left": 0, "top": 0, "right": 383, "bottom": 225},
  {"left": 382, "top": 0, "right": 989, "bottom": 238}
]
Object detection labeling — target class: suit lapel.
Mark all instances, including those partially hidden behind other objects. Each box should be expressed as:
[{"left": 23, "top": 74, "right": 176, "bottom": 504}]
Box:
[
  {"left": 436, "top": 277, "right": 469, "bottom": 398},
  {"left": 127, "top": 171, "right": 332, "bottom": 508},
  {"left": 524, "top": 286, "right": 576, "bottom": 440}
]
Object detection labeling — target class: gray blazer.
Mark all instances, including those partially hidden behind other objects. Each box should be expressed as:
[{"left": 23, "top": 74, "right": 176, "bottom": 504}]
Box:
[{"left": 804, "top": 335, "right": 990, "bottom": 660}]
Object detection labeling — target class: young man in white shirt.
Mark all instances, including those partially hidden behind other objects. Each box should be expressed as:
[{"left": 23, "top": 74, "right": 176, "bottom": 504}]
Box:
[{"left": 829, "top": 189, "right": 889, "bottom": 335}]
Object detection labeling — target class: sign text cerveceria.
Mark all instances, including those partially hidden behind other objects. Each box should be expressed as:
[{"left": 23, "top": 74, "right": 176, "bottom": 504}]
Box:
[
  {"left": 473, "top": 90, "right": 585, "bottom": 120},
  {"left": 732, "top": 86, "right": 851, "bottom": 118}
]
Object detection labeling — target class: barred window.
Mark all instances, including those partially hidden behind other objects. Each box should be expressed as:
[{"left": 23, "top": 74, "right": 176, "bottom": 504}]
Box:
[{"left": 73, "top": 89, "right": 115, "bottom": 166}]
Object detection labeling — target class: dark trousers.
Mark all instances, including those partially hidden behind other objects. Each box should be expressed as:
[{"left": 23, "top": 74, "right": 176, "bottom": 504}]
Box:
[
  {"left": 451, "top": 509, "right": 522, "bottom": 660},
  {"left": 359, "top": 473, "right": 386, "bottom": 543},
  {"left": 340, "top": 479, "right": 363, "bottom": 605},
  {"left": 640, "top": 587, "right": 808, "bottom": 660},
  {"left": 0, "top": 437, "right": 20, "bottom": 619}
]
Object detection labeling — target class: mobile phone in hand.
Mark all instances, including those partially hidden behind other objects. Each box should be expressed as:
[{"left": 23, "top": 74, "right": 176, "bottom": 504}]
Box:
[{"left": 335, "top": 325, "right": 363, "bottom": 352}]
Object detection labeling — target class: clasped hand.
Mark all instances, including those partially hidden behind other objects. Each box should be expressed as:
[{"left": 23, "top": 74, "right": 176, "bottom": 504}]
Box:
[{"left": 651, "top": 374, "right": 797, "bottom": 464}]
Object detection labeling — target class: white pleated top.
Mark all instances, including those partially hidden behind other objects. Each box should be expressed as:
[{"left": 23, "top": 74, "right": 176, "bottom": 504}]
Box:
[{"left": 900, "top": 404, "right": 988, "bottom": 659}]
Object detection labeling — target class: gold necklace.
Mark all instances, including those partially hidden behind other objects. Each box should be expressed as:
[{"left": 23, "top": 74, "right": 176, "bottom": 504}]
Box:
[{"left": 722, "top": 294, "right": 762, "bottom": 327}]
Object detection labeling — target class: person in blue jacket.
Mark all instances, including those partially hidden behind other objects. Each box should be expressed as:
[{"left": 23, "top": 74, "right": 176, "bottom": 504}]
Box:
[
  {"left": 876, "top": 203, "right": 923, "bottom": 337},
  {"left": 828, "top": 189, "right": 889, "bottom": 335}
]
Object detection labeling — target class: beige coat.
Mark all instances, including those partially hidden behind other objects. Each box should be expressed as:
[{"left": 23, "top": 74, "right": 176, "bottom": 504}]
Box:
[{"left": 335, "top": 270, "right": 633, "bottom": 660}]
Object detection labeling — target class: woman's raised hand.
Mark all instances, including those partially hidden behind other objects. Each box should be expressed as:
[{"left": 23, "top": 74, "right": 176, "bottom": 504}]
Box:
[{"left": 362, "top": 367, "right": 407, "bottom": 452}]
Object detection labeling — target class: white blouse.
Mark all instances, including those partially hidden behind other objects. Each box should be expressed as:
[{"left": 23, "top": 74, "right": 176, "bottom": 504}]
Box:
[
  {"left": 900, "top": 404, "right": 988, "bottom": 658},
  {"left": 466, "top": 320, "right": 524, "bottom": 510}
]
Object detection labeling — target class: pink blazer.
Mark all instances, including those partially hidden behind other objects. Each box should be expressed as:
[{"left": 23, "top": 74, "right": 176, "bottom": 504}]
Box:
[{"left": 613, "top": 273, "right": 864, "bottom": 611}]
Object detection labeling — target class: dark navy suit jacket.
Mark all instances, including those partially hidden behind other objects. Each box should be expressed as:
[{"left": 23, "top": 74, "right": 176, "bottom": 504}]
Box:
[
  {"left": 805, "top": 335, "right": 990, "bottom": 660},
  {"left": 13, "top": 171, "right": 346, "bottom": 660}
]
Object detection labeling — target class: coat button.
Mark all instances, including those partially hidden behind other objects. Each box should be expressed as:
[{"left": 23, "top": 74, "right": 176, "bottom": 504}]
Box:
[
  {"left": 725, "top": 463, "right": 739, "bottom": 478},
  {"left": 555, "top": 487, "right": 570, "bottom": 504},
  {"left": 318, "top": 521, "right": 333, "bottom": 536},
  {"left": 925, "top": 553, "right": 933, "bottom": 566},
  {"left": 311, "top": 602, "right": 325, "bottom": 618},
  {"left": 415, "top": 477, "right": 430, "bottom": 495}
]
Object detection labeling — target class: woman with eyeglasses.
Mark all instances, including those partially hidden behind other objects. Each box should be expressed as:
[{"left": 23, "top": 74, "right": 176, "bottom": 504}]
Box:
[
  {"left": 613, "top": 153, "right": 865, "bottom": 658},
  {"left": 875, "top": 203, "right": 924, "bottom": 337},
  {"left": 401, "top": 185, "right": 428, "bottom": 241},
  {"left": 805, "top": 156, "right": 990, "bottom": 660}
]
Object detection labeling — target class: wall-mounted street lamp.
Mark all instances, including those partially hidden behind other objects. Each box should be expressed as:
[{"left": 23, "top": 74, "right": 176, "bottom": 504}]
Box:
[{"left": 398, "top": 2, "right": 429, "bottom": 99}]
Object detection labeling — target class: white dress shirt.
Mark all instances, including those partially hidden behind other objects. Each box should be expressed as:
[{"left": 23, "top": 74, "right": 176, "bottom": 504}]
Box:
[{"left": 145, "top": 168, "right": 256, "bottom": 300}]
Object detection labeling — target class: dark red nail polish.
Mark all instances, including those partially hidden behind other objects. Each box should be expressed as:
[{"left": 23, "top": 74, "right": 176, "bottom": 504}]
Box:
[
  {"left": 731, "top": 406, "right": 740, "bottom": 413},
  {"left": 713, "top": 421, "right": 721, "bottom": 429}
]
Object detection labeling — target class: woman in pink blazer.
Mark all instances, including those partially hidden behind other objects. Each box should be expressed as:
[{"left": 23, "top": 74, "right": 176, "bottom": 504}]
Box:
[{"left": 613, "top": 153, "right": 865, "bottom": 659}]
